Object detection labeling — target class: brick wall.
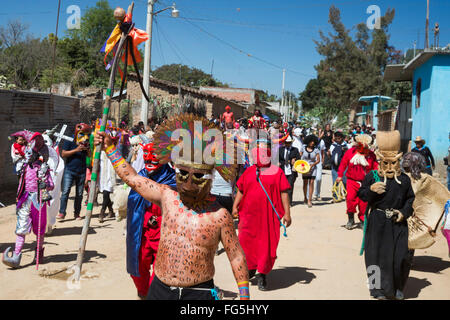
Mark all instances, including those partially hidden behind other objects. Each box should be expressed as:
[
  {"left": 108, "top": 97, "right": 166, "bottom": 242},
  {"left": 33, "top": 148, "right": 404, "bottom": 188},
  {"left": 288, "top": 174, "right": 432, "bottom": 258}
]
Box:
[{"left": 0, "top": 90, "right": 81, "bottom": 195}]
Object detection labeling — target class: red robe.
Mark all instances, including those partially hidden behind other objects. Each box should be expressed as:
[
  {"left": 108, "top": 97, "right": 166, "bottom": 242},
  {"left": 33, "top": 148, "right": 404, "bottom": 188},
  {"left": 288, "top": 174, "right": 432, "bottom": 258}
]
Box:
[{"left": 236, "top": 165, "right": 291, "bottom": 274}]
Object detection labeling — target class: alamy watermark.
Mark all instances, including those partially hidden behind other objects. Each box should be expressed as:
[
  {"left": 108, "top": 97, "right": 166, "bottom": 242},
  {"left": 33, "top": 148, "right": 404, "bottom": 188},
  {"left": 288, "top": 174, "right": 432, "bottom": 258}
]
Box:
[
  {"left": 366, "top": 5, "right": 381, "bottom": 30},
  {"left": 366, "top": 265, "right": 381, "bottom": 289},
  {"left": 168, "top": 126, "right": 281, "bottom": 172},
  {"left": 66, "top": 5, "right": 81, "bottom": 30}
]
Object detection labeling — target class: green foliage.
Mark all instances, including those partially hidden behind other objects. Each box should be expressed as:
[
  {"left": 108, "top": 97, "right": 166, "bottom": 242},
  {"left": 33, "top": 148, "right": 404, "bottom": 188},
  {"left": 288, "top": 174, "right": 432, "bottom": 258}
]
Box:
[
  {"left": 152, "top": 64, "right": 229, "bottom": 88},
  {"left": 299, "top": 5, "right": 410, "bottom": 127}
]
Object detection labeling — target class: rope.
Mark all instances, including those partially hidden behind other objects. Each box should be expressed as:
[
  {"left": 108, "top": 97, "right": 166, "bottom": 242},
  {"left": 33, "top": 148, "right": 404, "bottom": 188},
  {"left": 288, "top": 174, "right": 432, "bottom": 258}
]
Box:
[
  {"left": 257, "top": 172, "right": 287, "bottom": 237},
  {"left": 332, "top": 180, "right": 347, "bottom": 203},
  {"left": 359, "top": 170, "right": 380, "bottom": 256}
]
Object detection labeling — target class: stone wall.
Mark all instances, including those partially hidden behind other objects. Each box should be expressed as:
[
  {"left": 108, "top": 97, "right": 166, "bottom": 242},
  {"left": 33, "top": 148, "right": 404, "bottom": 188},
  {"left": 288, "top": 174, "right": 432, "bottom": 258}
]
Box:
[{"left": 126, "top": 77, "right": 244, "bottom": 123}]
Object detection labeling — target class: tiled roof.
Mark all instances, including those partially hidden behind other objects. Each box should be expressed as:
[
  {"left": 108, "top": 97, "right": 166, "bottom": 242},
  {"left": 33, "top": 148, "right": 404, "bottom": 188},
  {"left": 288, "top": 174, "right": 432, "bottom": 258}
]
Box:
[{"left": 200, "top": 90, "right": 253, "bottom": 103}]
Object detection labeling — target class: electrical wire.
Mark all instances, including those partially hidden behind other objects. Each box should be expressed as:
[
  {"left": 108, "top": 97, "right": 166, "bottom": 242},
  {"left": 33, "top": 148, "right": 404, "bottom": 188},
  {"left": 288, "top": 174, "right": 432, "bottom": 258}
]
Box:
[
  {"left": 179, "top": 17, "right": 314, "bottom": 78},
  {"left": 154, "top": 19, "right": 166, "bottom": 65}
]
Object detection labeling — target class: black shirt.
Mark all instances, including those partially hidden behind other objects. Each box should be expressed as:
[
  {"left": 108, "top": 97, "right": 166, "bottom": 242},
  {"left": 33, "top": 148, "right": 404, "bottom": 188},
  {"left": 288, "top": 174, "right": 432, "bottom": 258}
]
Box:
[
  {"left": 411, "top": 146, "right": 435, "bottom": 168},
  {"left": 63, "top": 138, "right": 87, "bottom": 174}
]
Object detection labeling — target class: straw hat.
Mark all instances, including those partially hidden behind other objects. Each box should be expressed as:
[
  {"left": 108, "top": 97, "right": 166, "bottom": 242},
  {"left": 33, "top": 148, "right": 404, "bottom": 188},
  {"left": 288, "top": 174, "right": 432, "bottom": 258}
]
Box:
[
  {"left": 414, "top": 136, "right": 425, "bottom": 143},
  {"left": 285, "top": 135, "right": 293, "bottom": 143}
]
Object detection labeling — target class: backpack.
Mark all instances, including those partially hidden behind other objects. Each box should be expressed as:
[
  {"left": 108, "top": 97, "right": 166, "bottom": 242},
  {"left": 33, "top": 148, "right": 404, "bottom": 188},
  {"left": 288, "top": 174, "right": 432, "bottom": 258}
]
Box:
[{"left": 331, "top": 143, "right": 347, "bottom": 171}]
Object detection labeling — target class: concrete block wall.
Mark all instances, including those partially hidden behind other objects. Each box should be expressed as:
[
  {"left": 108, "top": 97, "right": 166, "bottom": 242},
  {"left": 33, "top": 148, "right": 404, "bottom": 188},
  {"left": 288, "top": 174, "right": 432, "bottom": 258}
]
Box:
[{"left": 0, "top": 90, "right": 81, "bottom": 194}]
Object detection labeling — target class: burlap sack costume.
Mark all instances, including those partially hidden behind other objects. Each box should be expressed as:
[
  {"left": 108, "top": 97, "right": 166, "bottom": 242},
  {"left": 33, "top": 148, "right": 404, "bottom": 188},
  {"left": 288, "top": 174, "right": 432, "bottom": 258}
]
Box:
[
  {"left": 406, "top": 171, "right": 450, "bottom": 249},
  {"left": 375, "top": 131, "right": 450, "bottom": 249}
]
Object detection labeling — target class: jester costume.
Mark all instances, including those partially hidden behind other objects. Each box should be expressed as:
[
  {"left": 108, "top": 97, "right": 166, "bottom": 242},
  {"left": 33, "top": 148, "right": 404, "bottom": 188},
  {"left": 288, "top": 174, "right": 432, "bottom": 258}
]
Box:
[
  {"left": 127, "top": 143, "right": 176, "bottom": 298},
  {"left": 2, "top": 131, "right": 54, "bottom": 269},
  {"left": 337, "top": 134, "right": 378, "bottom": 229}
]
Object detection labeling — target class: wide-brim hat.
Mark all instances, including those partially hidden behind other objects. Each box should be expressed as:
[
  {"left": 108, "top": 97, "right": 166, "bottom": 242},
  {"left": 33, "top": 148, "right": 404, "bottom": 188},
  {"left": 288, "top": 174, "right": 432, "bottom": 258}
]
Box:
[
  {"left": 414, "top": 136, "right": 425, "bottom": 143},
  {"left": 285, "top": 135, "right": 293, "bottom": 143}
]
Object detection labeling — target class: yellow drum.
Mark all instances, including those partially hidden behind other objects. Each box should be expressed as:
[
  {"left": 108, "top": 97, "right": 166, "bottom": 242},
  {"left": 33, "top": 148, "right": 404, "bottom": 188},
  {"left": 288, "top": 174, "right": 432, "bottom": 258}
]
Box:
[{"left": 294, "top": 160, "right": 310, "bottom": 174}]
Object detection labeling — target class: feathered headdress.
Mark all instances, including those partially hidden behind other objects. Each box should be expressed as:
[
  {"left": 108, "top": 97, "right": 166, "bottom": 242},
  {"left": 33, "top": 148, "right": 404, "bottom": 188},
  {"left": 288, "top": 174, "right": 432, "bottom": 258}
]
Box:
[{"left": 153, "top": 113, "right": 237, "bottom": 182}]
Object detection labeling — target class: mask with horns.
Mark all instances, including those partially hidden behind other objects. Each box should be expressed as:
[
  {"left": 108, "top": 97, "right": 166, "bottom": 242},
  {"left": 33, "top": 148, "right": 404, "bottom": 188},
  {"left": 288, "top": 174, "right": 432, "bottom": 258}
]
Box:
[{"left": 375, "top": 130, "right": 403, "bottom": 184}]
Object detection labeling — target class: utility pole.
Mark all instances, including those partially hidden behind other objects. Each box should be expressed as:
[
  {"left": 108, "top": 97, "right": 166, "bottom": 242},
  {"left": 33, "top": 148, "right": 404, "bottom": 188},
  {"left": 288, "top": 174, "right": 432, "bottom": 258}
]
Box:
[
  {"left": 210, "top": 59, "right": 214, "bottom": 77},
  {"left": 50, "top": 0, "right": 62, "bottom": 93},
  {"left": 141, "top": 0, "right": 156, "bottom": 126},
  {"left": 413, "top": 40, "right": 417, "bottom": 57},
  {"left": 425, "top": 0, "right": 430, "bottom": 49}
]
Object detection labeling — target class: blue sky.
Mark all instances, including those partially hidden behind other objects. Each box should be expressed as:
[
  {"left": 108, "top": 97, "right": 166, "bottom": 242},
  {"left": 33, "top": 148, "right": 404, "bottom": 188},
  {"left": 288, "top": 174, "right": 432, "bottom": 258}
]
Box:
[{"left": 2, "top": 0, "right": 450, "bottom": 97}]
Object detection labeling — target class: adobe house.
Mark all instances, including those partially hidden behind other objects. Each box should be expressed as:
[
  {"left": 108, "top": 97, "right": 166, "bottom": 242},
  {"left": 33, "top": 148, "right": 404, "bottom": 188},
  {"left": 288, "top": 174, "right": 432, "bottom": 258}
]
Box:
[
  {"left": 125, "top": 74, "right": 245, "bottom": 123},
  {"left": 384, "top": 49, "right": 450, "bottom": 179},
  {"left": 198, "top": 86, "right": 266, "bottom": 117}
]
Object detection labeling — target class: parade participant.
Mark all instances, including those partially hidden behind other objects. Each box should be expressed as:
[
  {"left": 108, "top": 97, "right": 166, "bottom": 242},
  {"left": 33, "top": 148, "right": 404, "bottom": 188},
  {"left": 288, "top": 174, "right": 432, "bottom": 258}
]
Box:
[
  {"left": 127, "top": 142, "right": 176, "bottom": 298},
  {"left": 233, "top": 139, "right": 292, "bottom": 290},
  {"left": 95, "top": 112, "right": 249, "bottom": 300},
  {"left": 10, "top": 134, "right": 27, "bottom": 174},
  {"left": 300, "top": 135, "right": 320, "bottom": 208},
  {"left": 401, "top": 152, "right": 450, "bottom": 250},
  {"left": 2, "top": 131, "right": 54, "bottom": 268},
  {"left": 292, "top": 127, "right": 303, "bottom": 152},
  {"left": 98, "top": 148, "right": 117, "bottom": 223},
  {"left": 313, "top": 134, "right": 326, "bottom": 201},
  {"left": 337, "top": 134, "right": 378, "bottom": 229},
  {"left": 57, "top": 123, "right": 91, "bottom": 221},
  {"left": 220, "top": 105, "right": 235, "bottom": 130},
  {"left": 42, "top": 128, "right": 65, "bottom": 235},
  {"left": 358, "top": 131, "right": 415, "bottom": 300},
  {"left": 328, "top": 131, "right": 348, "bottom": 185},
  {"left": 248, "top": 109, "right": 266, "bottom": 130},
  {"left": 279, "top": 135, "right": 300, "bottom": 206},
  {"left": 411, "top": 136, "right": 435, "bottom": 176}
]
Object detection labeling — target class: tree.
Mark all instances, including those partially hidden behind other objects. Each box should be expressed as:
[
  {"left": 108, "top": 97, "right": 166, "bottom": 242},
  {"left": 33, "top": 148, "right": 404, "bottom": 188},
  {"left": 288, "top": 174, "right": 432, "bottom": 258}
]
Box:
[
  {"left": 300, "top": 5, "right": 404, "bottom": 126},
  {"left": 152, "top": 64, "right": 229, "bottom": 88},
  {"left": 0, "top": 20, "right": 54, "bottom": 89}
]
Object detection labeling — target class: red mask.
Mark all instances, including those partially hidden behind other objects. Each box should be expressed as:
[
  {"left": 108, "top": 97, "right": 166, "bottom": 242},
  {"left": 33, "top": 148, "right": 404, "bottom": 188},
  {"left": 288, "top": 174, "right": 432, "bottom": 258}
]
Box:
[
  {"left": 251, "top": 147, "right": 272, "bottom": 168},
  {"left": 142, "top": 143, "right": 162, "bottom": 173},
  {"left": 355, "top": 142, "right": 370, "bottom": 156}
]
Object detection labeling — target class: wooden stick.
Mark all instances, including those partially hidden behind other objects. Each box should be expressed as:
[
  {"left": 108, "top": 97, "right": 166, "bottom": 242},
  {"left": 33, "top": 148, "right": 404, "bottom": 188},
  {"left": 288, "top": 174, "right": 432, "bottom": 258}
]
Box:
[{"left": 74, "top": 2, "right": 135, "bottom": 281}]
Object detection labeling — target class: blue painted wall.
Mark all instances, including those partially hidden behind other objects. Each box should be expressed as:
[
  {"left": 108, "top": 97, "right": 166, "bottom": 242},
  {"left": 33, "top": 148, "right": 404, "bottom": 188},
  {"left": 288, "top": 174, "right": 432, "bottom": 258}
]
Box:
[{"left": 412, "top": 55, "right": 450, "bottom": 162}]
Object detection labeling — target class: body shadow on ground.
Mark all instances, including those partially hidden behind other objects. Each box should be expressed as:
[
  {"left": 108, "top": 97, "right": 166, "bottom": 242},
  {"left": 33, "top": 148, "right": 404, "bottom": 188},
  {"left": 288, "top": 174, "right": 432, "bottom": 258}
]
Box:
[
  {"left": 411, "top": 255, "right": 450, "bottom": 274},
  {"left": 403, "top": 276, "right": 432, "bottom": 299},
  {"left": 252, "top": 266, "right": 322, "bottom": 291}
]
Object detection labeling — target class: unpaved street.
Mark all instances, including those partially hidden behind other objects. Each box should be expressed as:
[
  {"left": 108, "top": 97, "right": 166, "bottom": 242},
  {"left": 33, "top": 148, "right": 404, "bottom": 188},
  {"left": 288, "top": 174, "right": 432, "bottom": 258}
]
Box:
[{"left": 1, "top": 170, "right": 449, "bottom": 300}]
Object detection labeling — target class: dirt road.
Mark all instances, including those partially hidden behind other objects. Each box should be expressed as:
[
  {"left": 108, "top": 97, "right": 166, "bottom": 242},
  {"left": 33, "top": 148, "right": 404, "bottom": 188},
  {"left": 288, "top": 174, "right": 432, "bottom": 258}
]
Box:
[{"left": 1, "top": 170, "right": 449, "bottom": 300}]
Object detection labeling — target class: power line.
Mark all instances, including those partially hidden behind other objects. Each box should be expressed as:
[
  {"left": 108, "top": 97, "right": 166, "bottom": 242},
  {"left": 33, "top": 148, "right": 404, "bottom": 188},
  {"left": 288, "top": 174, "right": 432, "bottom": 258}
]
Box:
[
  {"left": 178, "top": 17, "right": 314, "bottom": 78},
  {"left": 156, "top": 18, "right": 190, "bottom": 65},
  {"left": 154, "top": 20, "right": 166, "bottom": 66}
]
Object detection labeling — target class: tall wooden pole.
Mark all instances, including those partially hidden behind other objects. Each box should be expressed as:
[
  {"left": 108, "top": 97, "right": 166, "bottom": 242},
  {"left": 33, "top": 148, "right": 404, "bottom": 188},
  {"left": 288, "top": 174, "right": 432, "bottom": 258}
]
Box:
[{"left": 74, "top": 2, "right": 135, "bottom": 281}]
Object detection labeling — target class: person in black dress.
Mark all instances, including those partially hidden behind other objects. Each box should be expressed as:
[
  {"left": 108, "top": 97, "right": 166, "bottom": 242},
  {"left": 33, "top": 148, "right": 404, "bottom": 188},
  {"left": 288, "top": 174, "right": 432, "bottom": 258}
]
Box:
[{"left": 358, "top": 131, "right": 415, "bottom": 300}]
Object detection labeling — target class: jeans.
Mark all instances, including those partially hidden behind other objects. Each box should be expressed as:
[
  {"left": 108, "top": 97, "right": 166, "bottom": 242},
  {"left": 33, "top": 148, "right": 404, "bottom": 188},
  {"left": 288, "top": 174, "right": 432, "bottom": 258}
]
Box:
[
  {"left": 314, "top": 163, "right": 323, "bottom": 197},
  {"left": 332, "top": 168, "right": 347, "bottom": 186},
  {"left": 59, "top": 168, "right": 86, "bottom": 216},
  {"left": 331, "top": 168, "right": 338, "bottom": 185}
]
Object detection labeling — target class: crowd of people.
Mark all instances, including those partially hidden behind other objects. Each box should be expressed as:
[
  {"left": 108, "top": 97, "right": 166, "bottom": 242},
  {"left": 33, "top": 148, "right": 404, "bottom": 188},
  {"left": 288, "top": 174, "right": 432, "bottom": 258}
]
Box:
[{"left": 3, "top": 105, "right": 450, "bottom": 302}]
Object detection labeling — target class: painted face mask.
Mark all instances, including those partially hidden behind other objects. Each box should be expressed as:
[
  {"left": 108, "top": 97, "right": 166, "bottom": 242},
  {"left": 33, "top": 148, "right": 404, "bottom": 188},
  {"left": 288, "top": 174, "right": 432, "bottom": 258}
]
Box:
[
  {"left": 75, "top": 123, "right": 92, "bottom": 147},
  {"left": 175, "top": 166, "right": 213, "bottom": 211},
  {"left": 142, "top": 143, "right": 162, "bottom": 173}
]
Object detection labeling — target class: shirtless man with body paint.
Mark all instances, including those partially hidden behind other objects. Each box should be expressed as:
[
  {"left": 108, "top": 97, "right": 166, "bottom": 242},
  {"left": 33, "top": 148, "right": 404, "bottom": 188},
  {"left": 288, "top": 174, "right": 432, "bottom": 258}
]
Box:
[{"left": 94, "top": 131, "right": 250, "bottom": 300}]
